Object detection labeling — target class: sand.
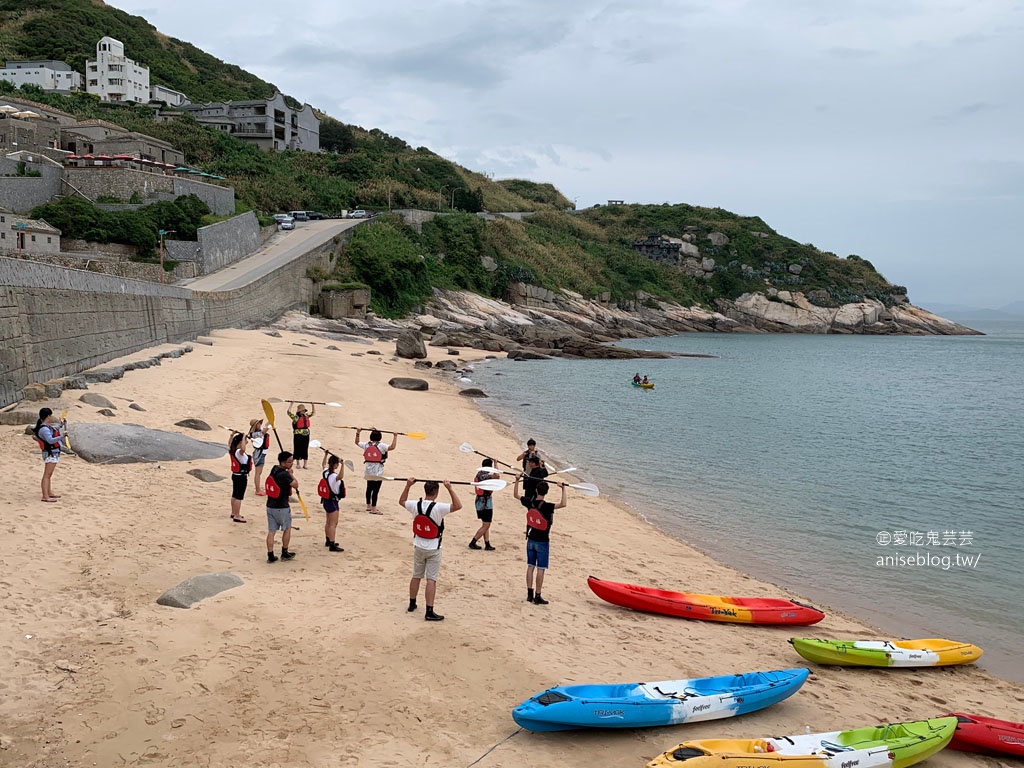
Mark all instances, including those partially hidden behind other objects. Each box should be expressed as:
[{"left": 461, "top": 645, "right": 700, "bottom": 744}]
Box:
[{"left": 2, "top": 328, "right": 1022, "bottom": 768}]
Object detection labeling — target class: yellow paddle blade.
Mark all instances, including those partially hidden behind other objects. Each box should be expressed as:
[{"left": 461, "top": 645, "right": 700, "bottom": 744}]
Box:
[
  {"left": 297, "top": 493, "right": 309, "bottom": 521},
  {"left": 261, "top": 399, "right": 276, "bottom": 429},
  {"left": 403, "top": 432, "right": 427, "bottom": 440}
]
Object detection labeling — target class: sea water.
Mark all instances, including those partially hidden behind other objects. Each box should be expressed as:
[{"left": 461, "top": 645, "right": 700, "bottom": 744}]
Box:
[{"left": 470, "top": 320, "right": 1024, "bottom": 683}]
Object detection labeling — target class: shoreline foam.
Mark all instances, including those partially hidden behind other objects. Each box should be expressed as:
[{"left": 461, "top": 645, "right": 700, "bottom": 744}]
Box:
[{"left": 2, "top": 328, "right": 1021, "bottom": 767}]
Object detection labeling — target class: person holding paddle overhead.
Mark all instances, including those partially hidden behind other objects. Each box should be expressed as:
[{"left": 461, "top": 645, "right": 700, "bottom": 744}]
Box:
[
  {"left": 319, "top": 452, "right": 345, "bottom": 552},
  {"left": 516, "top": 438, "right": 545, "bottom": 473},
  {"left": 248, "top": 418, "right": 271, "bottom": 496},
  {"left": 469, "top": 459, "right": 500, "bottom": 551},
  {"left": 265, "top": 451, "right": 299, "bottom": 562},
  {"left": 522, "top": 455, "right": 550, "bottom": 506},
  {"left": 287, "top": 402, "right": 315, "bottom": 470},
  {"left": 355, "top": 428, "right": 398, "bottom": 514},
  {"left": 398, "top": 478, "right": 462, "bottom": 622},
  {"left": 514, "top": 477, "right": 567, "bottom": 606},
  {"left": 228, "top": 431, "right": 251, "bottom": 523}
]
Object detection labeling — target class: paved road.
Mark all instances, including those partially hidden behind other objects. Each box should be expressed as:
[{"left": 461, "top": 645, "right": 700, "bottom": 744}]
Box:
[{"left": 182, "top": 219, "right": 364, "bottom": 293}]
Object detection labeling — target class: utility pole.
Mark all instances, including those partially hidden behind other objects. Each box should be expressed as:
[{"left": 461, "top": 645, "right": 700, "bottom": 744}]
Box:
[{"left": 158, "top": 229, "right": 175, "bottom": 283}]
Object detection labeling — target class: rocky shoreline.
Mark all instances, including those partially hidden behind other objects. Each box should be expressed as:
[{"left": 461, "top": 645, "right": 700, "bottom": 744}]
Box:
[{"left": 275, "top": 288, "right": 981, "bottom": 361}]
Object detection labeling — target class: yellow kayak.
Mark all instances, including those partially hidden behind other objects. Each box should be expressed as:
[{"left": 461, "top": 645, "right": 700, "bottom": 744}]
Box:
[{"left": 790, "top": 638, "right": 982, "bottom": 668}]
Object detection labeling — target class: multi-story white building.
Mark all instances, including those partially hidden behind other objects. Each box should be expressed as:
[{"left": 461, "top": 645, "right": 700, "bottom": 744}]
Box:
[
  {"left": 181, "top": 91, "right": 320, "bottom": 152},
  {"left": 0, "top": 60, "right": 82, "bottom": 92},
  {"left": 150, "top": 83, "right": 190, "bottom": 107},
  {"left": 85, "top": 37, "right": 150, "bottom": 103}
]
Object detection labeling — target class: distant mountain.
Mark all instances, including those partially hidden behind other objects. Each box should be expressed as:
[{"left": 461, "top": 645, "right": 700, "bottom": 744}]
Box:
[
  {"left": 926, "top": 302, "right": 1024, "bottom": 321},
  {"left": 998, "top": 300, "right": 1024, "bottom": 317}
]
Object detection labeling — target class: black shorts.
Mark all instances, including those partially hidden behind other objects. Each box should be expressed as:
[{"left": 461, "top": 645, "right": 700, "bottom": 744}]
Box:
[
  {"left": 476, "top": 507, "right": 493, "bottom": 524},
  {"left": 231, "top": 473, "right": 248, "bottom": 501}
]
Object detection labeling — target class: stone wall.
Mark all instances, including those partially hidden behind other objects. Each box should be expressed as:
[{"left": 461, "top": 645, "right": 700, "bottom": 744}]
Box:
[
  {"left": 193, "top": 211, "right": 260, "bottom": 274},
  {"left": 0, "top": 158, "right": 63, "bottom": 213},
  {"left": 2, "top": 250, "right": 196, "bottom": 282},
  {"left": 62, "top": 168, "right": 235, "bottom": 215},
  {"left": 0, "top": 238, "right": 330, "bottom": 406}
]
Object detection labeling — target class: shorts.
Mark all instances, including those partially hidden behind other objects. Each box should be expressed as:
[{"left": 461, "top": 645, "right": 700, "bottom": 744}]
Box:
[
  {"left": 412, "top": 545, "right": 442, "bottom": 581},
  {"left": 43, "top": 454, "right": 59, "bottom": 464},
  {"left": 266, "top": 505, "right": 292, "bottom": 532},
  {"left": 322, "top": 499, "right": 340, "bottom": 514},
  {"left": 475, "top": 505, "right": 493, "bottom": 523},
  {"left": 253, "top": 449, "right": 266, "bottom": 467},
  {"left": 526, "top": 539, "right": 549, "bottom": 570},
  {"left": 231, "top": 473, "right": 248, "bottom": 501}
]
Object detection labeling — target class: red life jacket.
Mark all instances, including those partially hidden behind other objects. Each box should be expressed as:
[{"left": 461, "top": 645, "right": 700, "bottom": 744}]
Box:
[
  {"left": 412, "top": 500, "right": 441, "bottom": 540},
  {"left": 230, "top": 450, "right": 250, "bottom": 475},
  {"left": 265, "top": 471, "right": 287, "bottom": 500},
  {"left": 293, "top": 414, "right": 310, "bottom": 430},
  {"left": 33, "top": 423, "right": 60, "bottom": 455},
  {"left": 363, "top": 442, "right": 384, "bottom": 463},
  {"left": 526, "top": 506, "right": 549, "bottom": 532},
  {"left": 318, "top": 470, "right": 345, "bottom": 501}
]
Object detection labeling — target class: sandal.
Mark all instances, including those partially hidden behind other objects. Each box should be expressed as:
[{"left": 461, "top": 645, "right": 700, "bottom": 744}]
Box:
[
  {"left": 41, "top": 498, "right": 59, "bottom": 503},
  {"left": 368, "top": 509, "right": 383, "bottom": 515},
  {"left": 231, "top": 515, "right": 248, "bottom": 523}
]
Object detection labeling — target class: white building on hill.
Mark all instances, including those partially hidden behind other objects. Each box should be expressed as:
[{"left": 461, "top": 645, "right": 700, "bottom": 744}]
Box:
[
  {"left": 0, "top": 60, "right": 82, "bottom": 92},
  {"left": 86, "top": 37, "right": 150, "bottom": 103}
]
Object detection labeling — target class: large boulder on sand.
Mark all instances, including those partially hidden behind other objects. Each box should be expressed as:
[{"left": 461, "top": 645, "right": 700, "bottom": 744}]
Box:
[
  {"left": 388, "top": 378, "right": 429, "bottom": 391},
  {"left": 80, "top": 393, "right": 116, "bottom": 408},
  {"left": 71, "top": 423, "right": 227, "bottom": 464},
  {"left": 156, "top": 573, "right": 244, "bottom": 609},
  {"left": 394, "top": 329, "right": 427, "bottom": 359},
  {"left": 175, "top": 418, "right": 213, "bottom": 431}
]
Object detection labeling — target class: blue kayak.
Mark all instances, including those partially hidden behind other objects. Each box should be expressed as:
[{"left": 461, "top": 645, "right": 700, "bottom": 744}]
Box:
[{"left": 512, "top": 667, "right": 809, "bottom": 732}]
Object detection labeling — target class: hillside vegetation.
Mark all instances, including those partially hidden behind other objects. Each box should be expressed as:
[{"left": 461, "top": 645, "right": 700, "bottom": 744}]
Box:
[{"left": 4, "top": 1, "right": 906, "bottom": 319}]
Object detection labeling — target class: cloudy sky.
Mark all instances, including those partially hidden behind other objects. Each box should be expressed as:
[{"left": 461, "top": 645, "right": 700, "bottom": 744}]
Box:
[{"left": 108, "top": 0, "right": 1023, "bottom": 308}]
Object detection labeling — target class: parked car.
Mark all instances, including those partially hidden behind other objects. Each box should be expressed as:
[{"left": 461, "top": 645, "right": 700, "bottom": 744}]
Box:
[
  {"left": 289, "top": 210, "right": 309, "bottom": 221},
  {"left": 349, "top": 209, "right": 368, "bottom": 218},
  {"left": 306, "top": 211, "right": 325, "bottom": 220},
  {"left": 272, "top": 213, "right": 291, "bottom": 223},
  {"left": 278, "top": 216, "right": 295, "bottom": 230}
]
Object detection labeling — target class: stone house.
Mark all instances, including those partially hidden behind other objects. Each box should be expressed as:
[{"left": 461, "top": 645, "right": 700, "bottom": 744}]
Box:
[
  {"left": 0, "top": 208, "right": 61, "bottom": 254},
  {"left": 181, "top": 91, "right": 320, "bottom": 152},
  {"left": 0, "top": 96, "right": 74, "bottom": 158}
]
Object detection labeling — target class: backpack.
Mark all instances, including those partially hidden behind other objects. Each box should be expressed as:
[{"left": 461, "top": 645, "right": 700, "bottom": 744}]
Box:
[
  {"left": 230, "top": 450, "right": 250, "bottom": 475},
  {"left": 318, "top": 470, "right": 346, "bottom": 500},
  {"left": 412, "top": 500, "right": 441, "bottom": 539},
  {"left": 363, "top": 442, "right": 384, "bottom": 464},
  {"left": 526, "top": 506, "right": 549, "bottom": 532}
]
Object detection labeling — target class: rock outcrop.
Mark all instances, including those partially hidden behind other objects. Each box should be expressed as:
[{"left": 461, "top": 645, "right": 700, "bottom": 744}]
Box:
[{"left": 72, "top": 423, "right": 226, "bottom": 464}]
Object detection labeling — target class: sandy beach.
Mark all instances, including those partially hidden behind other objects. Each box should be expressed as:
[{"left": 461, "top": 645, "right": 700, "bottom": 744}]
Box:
[{"left": 2, "top": 327, "right": 1022, "bottom": 768}]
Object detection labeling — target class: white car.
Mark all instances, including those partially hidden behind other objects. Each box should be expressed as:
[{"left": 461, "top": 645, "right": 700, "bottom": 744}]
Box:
[
  {"left": 349, "top": 209, "right": 368, "bottom": 218},
  {"left": 278, "top": 216, "right": 295, "bottom": 230}
]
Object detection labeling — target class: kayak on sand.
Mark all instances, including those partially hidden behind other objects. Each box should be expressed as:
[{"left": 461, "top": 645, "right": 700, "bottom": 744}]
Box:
[
  {"left": 946, "top": 713, "right": 1024, "bottom": 756},
  {"left": 789, "top": 637, "right": 983, "bottom": 667}
]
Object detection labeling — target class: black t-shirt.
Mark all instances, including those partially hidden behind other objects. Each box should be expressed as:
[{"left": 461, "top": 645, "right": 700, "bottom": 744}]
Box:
[
  {"left": 521, "top": 496, "right": 555, "bottom": 543},
  {"left": 267, "top": 465, "right": 294, "bottom": 508},
  {"left": 522, "top": 466, "right": 549, "bottom": 501}
]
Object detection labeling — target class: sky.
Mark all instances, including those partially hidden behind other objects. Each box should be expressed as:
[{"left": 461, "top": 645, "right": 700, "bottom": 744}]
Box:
[{"left": 107, "top": 0, "right": 1024, "bottom": 309}]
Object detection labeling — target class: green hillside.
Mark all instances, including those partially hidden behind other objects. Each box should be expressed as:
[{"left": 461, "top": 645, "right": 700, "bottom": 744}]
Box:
[{"left": 2, "top": 1, "right": 907, "bottom": 319}]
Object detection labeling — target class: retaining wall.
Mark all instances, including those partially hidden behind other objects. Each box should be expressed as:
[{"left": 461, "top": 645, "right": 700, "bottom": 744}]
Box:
[
  {"left": 0, "top": 158, "right": 63, "bottom": 213},
  {"left": 0, "top": 235, "right": 330, "bottom": 405},
  {"left": 62, "top": 168, "right": 235, "bottom": 215}
]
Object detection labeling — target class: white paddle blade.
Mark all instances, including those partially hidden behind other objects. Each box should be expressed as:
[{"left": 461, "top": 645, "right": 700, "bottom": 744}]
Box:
[
  {"left": 570, "top": 482, "right": 600, "bottom": 497},
  {"left": 549, "top": 466, "right": 577, "bottom": 475},
  {"left": 344, "top": 460, "right": 355, "bottom": 471},
  {"left": 325, "top": 402, "right": 342, "bottom": 407},
  {"left": 473, "top": 467, "right": 503, "bottom": 475},
  {"left": 459, "top": 442, "right": 475, "bottom": 453},
  {"left": 309, "top": 440, "right": 322, "bottom": 449},
  {"left": 473, "top": 479, "right": 507, "bottom": 492}
]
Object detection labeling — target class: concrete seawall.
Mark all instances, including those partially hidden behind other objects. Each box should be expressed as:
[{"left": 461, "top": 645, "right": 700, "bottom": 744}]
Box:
[{"left": 0, "top": 232, "right": 334, "bottom": 406}]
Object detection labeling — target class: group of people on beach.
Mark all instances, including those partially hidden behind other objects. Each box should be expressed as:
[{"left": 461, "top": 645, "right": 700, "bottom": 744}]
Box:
[{"left": 224, "top": 415, "right": 571, "bottom": 620}]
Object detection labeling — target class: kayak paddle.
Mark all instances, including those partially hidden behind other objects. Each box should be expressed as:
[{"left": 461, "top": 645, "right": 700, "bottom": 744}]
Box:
[
  {"left": 261, "top": 398, "right": 310, "bottom": 520},
  {"left": 335, "top": 426, "right": 427, "bottom": 440},
  {"left": 284, "top": 400, "right": 342, "bottom": 407},
  {"left": 458, "top": 442, "right": 515, "bottom": 469},
  {"left": 60, "top": 409, "right": 73, "bottom": 453},
  {"left": 309, "top": 439, "right": 355, "bottom": 471},
  {"left": 372, "top": 476, "right": 508, "bottom": 492}
]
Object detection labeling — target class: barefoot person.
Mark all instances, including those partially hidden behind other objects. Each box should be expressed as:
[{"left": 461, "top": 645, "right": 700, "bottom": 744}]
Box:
[
  {"left": 287, "top": 402, "right": 315, "bottom": 470},
  {"left": 265, "top": 452, "right": 298, "bottom": 563},
  {"left": 32, "top": 408, "right": 63, "bottom": 503},
  {"left": 228, "top": 430, "right": 251, "bottom": 523},
  {"left": 248, "top": 418, "right": 271, "bottom": 495},
  {"left": 469, "top": 459, "right": 500, "bottom": 551},
  {"left": 513, "top": 478, "right": 567, "bottom": 606},
  {"left": 356, "top": 428, "right": 398, "bottom": 514},
  {"left": 319, "top": 452, "right": 345, "bottom": 552},
  {"left": 399, "top": 478, "right": 461, "bottom": 622}
]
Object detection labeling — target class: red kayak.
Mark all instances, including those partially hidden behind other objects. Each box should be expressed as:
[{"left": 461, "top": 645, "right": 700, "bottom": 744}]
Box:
[
  {"left": 587, "top": 576, "right": 824, "bottom": 626},
  {"left": 946, "top": 713, "right": 1024, "bottom": 756}
]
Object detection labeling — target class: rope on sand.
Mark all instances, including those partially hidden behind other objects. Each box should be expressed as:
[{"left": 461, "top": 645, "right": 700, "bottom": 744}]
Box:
[{"left": 464, "top": 727, "right": 522, "bottom": 767}]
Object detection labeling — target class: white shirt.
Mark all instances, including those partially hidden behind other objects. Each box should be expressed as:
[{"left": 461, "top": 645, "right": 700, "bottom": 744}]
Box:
[
  {"left": 326, "top": 471, "right": 343, "bottom": 495},
  {"left": 404, "top": 499, "right": 452, "bottom": 550},
  {"left": 358, "top": 441, "right": 389, "bottom": 477}
]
